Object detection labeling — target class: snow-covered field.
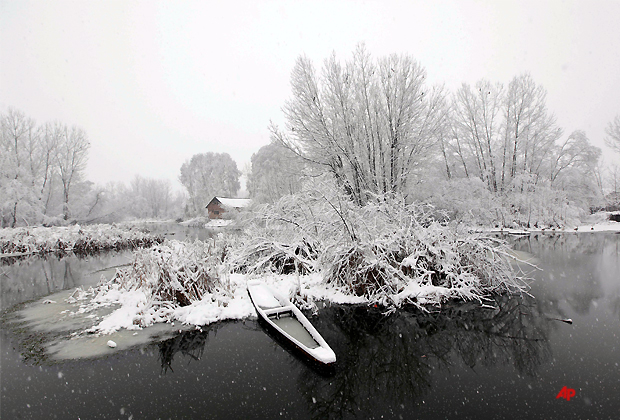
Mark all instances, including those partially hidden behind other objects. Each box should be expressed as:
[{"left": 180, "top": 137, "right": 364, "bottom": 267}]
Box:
[
  {"left": 66, "top": 219, "right": 620, "bottom": 338},
  {"left": 0, "top": 224, "right": 164, "bottom": 257},
  {"left": 204, "top": 219, "right": 233, "bottom": 228}
]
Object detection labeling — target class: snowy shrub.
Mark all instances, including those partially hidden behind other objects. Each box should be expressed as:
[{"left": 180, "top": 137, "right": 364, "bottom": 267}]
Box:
[
  {"left": 423, "top": 178, "right": 501, "bottom": 226},
  {"left": 424, "top": 177, "right": 589, "bottom": 229},
  {"left": 107, "top": 239, "right": 229, "bottom": 308},
  {"left": 0, "top": 224, "right": 164, "bottom": 260},
  {"left": 234, "top": 180, "right": 527, "bottom": 308},
  {"left": 320, "top": 196, "right": 524, "bottom": 305}
]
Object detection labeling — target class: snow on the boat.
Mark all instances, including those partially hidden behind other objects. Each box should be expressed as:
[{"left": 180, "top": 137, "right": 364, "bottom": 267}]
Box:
[
  {"left": 249, "top": 282, "right": 281, "bottom": 308},
  {"left": 311, "top": 346, "right": 336, "bottom": 364}
]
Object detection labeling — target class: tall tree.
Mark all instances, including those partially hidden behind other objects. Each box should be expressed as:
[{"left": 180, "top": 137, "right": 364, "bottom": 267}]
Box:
[
  {"left": 503, "top": 74, "right": 560, "bottom": 187},
  {"left": 549, "top": 130, "right": 601, "bottom": 186},
  {"left": 605, "top": 115, "right": 620, "bottom": 155},
  {"left": 448, "top": 74, "right": 562, "bottom": 192},
  {"left": 0, "top": 108, "right": 40, "bottom": 226},
  {"left": 248, "top": 141, "right": 304, "bottom": 203},
  {"left": 56, "top": 125, "right": 90, "bottom": 220},
  {"left": 40, "top": 122, "right": 63, "bottom": 215},
  {"left": 272, "top": 44, "right": 448, "bottom": 205},
  {"left": 451, "top": 80, "right": 504, "bottom": 192},
  {"left": 179, "top": 152, "right": 241, "bottom": 215},
  {"left": 129, "top": 175, "right": 173, "bottom": 218}
]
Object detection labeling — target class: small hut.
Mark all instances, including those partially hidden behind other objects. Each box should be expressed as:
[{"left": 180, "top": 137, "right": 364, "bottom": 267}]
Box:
[{"left": 206, "top": 197, "right": 252, "bottom": 219}]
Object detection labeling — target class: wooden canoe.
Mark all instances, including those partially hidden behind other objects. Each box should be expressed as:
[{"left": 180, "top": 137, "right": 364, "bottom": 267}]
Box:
[{"left": 247, "top": 280, "right": 336, "bottom": 365}]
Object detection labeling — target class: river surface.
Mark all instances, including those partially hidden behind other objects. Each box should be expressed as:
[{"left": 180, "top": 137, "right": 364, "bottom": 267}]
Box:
[{"left": 1, "top": 232, "right": 619, "bottom": 419}]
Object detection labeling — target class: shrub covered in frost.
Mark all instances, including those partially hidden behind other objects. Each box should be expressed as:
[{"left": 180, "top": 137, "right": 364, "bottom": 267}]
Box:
[
  {"left": 0, "top": 224, "right": 164, "bottom": 260},
  {"left": 232, "top": 180, "right": 527, "bottom": 308},
  {"left": 106, "top": 239, "right": 230, "bottom": 308},
  {"left": 73, "top": 237, "right": 245, "bottom": 332}
]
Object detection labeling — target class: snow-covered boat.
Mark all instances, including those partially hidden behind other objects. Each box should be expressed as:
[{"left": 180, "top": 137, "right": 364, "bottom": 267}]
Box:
[{"left": 247, "top": 280, "right": 336, "bottom": 365}]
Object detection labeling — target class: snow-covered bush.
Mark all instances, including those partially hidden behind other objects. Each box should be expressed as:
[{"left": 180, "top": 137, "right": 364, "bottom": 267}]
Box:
[
  {"left": 233, "top": 180, "right": 527, "bottom": 308},
  {"left": 423, "top": 177, "right": 587, "bottom": 229},
  {"left": 105, "top": 240, "right": 228, "bottom": 307},
  {"left": 75, "top": 239, "right": 237, "bottom": 332},
  {"left": 420, "top": 178, "right": 501, "bottom": 226},
  {"left": 0, "top": 224, "right": 164, "bottom": 259}
]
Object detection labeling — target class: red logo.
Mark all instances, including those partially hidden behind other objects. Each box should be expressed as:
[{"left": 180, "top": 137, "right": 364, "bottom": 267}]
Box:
[{"left": 556, "top": 386, "right": 576, "bottom": 401}]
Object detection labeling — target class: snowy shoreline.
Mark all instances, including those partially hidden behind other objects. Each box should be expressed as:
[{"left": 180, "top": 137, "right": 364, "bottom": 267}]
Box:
[
  {"left": 0, "top": 224, "right": 164, "bottom": 259},
  {"left": 5, "top": 216, "right": 618, "bottom": 354},
  {"left": 480, "top": 220, "right": 620, "bottom": 235}
]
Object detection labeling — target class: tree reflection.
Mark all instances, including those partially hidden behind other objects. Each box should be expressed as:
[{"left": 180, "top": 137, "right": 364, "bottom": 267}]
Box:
[
  {"left": 298, "top": 294, "right": 553, "bottom": 419},
  {"left": 510, "top": 233, "right": 619, "bottom": 317},
  {"left": 1, "top": 251, "right": 131, "bottom": 310},
  {"left": 158, "top": 324, "right": 222, "bottom": 374}
]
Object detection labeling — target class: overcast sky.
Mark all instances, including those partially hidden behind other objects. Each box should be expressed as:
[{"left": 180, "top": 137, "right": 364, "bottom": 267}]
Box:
[{"left": 2, "top": 0, "right": 619, "bottom": 191}]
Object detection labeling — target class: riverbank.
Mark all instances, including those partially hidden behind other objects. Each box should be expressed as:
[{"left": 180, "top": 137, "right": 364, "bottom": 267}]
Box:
[
  {"left": 0, "top": 224, "right": 164, "bottom": 260},
  {"left": 482, "top": 220, "right": 620, "bottom": 235}
]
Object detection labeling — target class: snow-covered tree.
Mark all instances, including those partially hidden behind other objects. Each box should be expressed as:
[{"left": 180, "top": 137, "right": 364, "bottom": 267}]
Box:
[
  {"left": 248, "top": 141, "right": 304, "bottom": 203},
  {"left": 549, "top": 130, "right": 601, "bottom": 186},
  {"left": 179, "top": 152, "right": 241, "bottom": 215},
  {"left": 272, "top": 44, "right": 448, "bottom": 205},
  {"left": 605, "top": 115, "right": 620, "bottom": 155},
  {"left": 447, "top": 74, "right": 561, "bottom": 192},
  {"left": 56, "top": 125, "right": 90, "bottom": 221},
  {"left": 129, "top": 175, "right": 174, "bottom": 219},
  {"left": 40, "top": 121, "right": 63, "bottom": 216},
  {"left": 1, "top": 108, "right": 41, "bottom": 226}
]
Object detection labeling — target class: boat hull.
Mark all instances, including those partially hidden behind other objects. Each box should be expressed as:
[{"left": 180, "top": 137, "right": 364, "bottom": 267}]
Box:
[{"left": 247, "top": 280, "right": 336, "bottom": 365}]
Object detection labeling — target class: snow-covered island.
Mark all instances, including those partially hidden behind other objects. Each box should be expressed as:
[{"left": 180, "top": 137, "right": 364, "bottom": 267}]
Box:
[
  {"left": 6, "top": 198, "right": 620, "bottom": 342},
  {"left": 53, "top": 191, "right": 533, "bottom": 337}
]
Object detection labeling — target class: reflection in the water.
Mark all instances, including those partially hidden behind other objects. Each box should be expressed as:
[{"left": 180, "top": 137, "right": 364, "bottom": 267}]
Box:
[
  {"left": 0, "top": 251, "right": 132, "bottom": 311},
  {"left": 512, "top": 232, "right": 619, "bottom": 318},
  {"left": 0, "top": 222, "right": 218, "bottom": 312},
  {"left": 298, "top": 295, "right": 553, "bottom": 419},
  {"left": 2, "top": 232, "right": 619, "bottom": 419},
  {"left": 158, "top": 324, "right": 222, "bottom": 374},
  {"left": 152, "top": 294, "right": 554, "bottom": 420}
]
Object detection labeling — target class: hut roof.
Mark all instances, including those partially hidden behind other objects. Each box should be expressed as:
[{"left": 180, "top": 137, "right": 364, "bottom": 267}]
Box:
[{"left": 207, "top": 197, "right": 252, "bottom": 210}]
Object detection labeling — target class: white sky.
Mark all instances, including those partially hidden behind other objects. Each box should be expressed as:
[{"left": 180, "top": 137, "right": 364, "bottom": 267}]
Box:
[{"left": 2, "top": 0, "right": 619, "bottom": 191}]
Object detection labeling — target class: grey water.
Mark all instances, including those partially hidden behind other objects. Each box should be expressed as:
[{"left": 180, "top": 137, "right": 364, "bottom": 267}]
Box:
[
  {"left": 1, "top": 232, "right": 619, "bottom": 419},
  {"left": 0, "top": 222, "right": 216, "bottom": 312}
]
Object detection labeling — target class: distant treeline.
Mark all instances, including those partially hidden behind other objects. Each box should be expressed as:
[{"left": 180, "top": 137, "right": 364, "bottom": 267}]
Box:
[{"left": 0, "top": 108, "right": 186, "bottom": 227}]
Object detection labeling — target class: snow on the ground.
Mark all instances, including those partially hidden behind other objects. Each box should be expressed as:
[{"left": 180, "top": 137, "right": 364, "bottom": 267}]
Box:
[
  {"left": 0, "top": 224, "right": 162, "bottom": 255},
  {"left": 204, "top": 219, "right": 233, "bottom": 228},
  {"left": 71, "top": 271, "right": 417, "bottom": 336},
  {"left": 483, "top": 220, "right": 620, "bottom": 235},
  {"left": 51, "top": 216, "right": 619, "bottom": 337},
  {"left": 179, "top": 217, "right": 208, "bottom": 227}
]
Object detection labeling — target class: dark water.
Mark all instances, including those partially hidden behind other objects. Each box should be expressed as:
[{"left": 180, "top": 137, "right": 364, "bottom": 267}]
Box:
[
  {"left": 0, "top": 250, "right": 134, "bottom": 312},
  {"left": 0, "top": 222, "right": 218, "bottom": 312},
  {"left": 2, "top": 233, "right": 619, "bottom": 419}
]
